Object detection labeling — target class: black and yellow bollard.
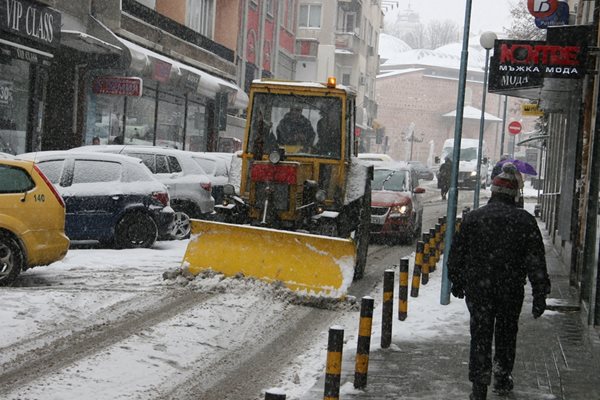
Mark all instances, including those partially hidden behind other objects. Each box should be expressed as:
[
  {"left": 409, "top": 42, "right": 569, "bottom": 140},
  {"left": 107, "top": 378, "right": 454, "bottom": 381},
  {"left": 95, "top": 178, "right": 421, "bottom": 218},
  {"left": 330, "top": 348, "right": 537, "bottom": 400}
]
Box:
[
  {"left": 324, "top": 326, "right": 344, "bottom": 400},
  {"left": 354, "top": 296, "right": 374, "bottom": 389},
  {"left": 265, "top": 389, "right": 286, "bottom": 399},
  {"left": 428, "top": 228, "right": 437, "bottom": 273},
  {"left": 398, "top": 258, "right": 409, "bottom": 321},
  {"left": 421, "top": 233, "right": 430, "bottom": 285},
  {"left": 434, "top": 223, "right": 442, "bottom": 263},
  {"left": 411, "top": 241, "right": 424, "bottom": 297},
  {"left": 381, "top": 269, "right": 394, "bottom": 348}
]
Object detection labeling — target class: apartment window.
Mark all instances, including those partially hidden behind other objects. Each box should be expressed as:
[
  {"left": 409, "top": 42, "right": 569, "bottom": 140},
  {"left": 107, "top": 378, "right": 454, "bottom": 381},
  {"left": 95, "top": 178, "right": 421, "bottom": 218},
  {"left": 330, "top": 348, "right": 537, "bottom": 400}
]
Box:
[
  {"left": 286, "top": 0, "right": 294, "bottom": 29},
  {"left": 266, "top": 0, "right": 273, "bottom": 16},
  {"left": 299, "top": 4, "right": 321, "bottom": 28},
  {"left": 344, "top": 13, "right": 356, "bottom": 33},
  {"left": 186, "top": 0, "right": 214, "bottom": 38}
]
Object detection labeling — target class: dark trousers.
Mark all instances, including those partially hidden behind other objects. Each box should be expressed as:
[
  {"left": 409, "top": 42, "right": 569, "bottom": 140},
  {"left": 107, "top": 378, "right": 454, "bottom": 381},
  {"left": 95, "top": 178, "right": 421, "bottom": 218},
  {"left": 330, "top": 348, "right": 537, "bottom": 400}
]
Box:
[{"left": 465, "top": 286, "right": 524, "bottom": 385}]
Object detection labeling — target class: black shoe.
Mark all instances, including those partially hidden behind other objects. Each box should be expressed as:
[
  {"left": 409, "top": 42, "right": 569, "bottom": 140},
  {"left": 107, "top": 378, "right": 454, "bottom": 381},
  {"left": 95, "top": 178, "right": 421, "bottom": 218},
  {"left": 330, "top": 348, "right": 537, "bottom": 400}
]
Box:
[
  {"left": 493, "top": 375, "right": 513, "bottom": 396},
  {"left": 470, "top": 383, "right": 487, "bottom": 400}
]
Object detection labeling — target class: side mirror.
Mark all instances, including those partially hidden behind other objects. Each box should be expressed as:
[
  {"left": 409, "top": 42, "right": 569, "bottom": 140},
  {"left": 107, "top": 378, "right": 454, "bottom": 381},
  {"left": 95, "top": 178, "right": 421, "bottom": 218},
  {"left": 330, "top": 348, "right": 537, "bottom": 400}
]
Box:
[
  {"left": 434, "top": 156, "right": 440, "bottom": 164},
  {"left": 414, "top": 187, "right": 426, "bottom": 194}
]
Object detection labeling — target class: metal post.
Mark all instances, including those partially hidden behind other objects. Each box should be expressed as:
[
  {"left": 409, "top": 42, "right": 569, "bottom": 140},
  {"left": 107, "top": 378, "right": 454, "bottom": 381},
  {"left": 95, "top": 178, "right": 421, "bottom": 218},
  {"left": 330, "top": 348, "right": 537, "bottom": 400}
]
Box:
[
  {"left": 474, "top": 45, "right": 492, "bottom": 209},
  {"left": 500, "top": 96, "right": 508, "bottom": 157},
  {"left": 265, "top": 389, "right": 286, "bottom": 399},
  {"left": 441, "top": 0, "right": 473, "bottom": 305}
]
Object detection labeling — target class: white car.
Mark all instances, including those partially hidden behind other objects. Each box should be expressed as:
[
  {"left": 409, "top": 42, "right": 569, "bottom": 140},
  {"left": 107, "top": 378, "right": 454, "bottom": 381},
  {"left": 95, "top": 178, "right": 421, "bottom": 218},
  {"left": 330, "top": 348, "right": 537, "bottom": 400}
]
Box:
[
  {"left": 73, "top": 145, "right": 215, "bottom": 239},
  {"left": 357, "top": 153, "right": 394, "bottom": 165},
  {"left": 190, "top": 152, "right": 234, "bottom": 204}
]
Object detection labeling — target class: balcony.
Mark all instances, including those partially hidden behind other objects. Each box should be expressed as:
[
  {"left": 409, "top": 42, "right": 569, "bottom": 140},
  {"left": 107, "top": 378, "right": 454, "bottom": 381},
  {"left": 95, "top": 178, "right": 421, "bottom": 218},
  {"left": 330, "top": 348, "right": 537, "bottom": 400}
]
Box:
[{"left": 334, "top": 31, "right": 362, "bottom": 55}]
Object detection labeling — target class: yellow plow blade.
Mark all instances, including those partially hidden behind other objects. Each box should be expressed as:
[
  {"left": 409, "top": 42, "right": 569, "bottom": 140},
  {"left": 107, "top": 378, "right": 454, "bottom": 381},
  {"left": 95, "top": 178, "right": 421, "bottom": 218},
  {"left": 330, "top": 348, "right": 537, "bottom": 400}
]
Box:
[{"left": 182, "top": 220, "right": 357, "bottom": 297}]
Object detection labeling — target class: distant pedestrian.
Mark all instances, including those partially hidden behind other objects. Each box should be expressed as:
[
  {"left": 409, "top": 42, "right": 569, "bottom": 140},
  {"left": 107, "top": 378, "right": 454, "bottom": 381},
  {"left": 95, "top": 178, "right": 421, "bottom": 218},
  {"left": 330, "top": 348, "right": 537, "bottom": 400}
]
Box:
[
  {"left": 438, "top": 157, "right": 452, "bottom": 200},
  {"left": 447, "top": 162, "right": 551, "bottom": 400},
  {"left": 92, "top": 136, "right": 100, "bottom": 145}
]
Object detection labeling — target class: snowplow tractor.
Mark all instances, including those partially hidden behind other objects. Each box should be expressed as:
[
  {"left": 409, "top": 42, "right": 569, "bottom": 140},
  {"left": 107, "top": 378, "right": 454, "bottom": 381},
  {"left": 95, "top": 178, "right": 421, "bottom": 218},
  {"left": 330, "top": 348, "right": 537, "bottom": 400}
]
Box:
[{"left": 182, "top": 78, "right": 372, "bottom": 297}]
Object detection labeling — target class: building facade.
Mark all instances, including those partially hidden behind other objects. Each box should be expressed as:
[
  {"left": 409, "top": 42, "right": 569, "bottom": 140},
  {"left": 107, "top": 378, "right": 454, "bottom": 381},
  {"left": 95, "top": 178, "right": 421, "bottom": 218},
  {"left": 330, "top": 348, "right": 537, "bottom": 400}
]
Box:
[
  {"left": 295, "top": 0, "right": 383, "bottom": 145},
  {"left": 0, "top": 0, "right": 249, "bottom": 155}
]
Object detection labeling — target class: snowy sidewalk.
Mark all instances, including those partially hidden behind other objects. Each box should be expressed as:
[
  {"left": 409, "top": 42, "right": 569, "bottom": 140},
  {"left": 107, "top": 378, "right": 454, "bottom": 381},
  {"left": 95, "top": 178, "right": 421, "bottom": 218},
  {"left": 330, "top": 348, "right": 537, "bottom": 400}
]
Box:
[{"left": 300, "top": 209, "right": 600, "bottom": 400}]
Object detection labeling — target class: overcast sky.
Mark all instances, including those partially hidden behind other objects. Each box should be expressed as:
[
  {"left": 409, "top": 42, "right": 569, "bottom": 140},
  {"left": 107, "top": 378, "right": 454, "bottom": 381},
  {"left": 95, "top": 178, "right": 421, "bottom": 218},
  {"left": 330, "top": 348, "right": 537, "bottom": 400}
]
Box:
[{"left": 386, "top": 0, "right": 516, "bottom": 35}]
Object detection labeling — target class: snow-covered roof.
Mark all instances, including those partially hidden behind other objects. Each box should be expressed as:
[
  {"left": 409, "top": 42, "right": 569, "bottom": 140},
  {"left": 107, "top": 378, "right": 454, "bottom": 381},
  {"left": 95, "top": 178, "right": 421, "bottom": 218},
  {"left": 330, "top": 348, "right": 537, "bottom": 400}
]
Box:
[
  {"left": 381, "top": 46, "right": 486, "bottom": 73},
  {"left": 442, "top": 105, "right": 503, "bottom": 122},
  {"left": 376, "top": 68, "right": 424, "bottom": 79},
  {"left": 378, "top": 33, "right": 412, "bottom": 61}
]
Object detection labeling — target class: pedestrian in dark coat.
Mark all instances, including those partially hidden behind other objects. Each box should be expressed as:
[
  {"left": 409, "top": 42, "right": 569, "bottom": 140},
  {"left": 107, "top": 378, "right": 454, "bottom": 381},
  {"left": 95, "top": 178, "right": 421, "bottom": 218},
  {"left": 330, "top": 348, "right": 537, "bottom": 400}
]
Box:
[
  {"left": 447, "top": 162, "right": 551, "bottom": 400},
  {"left": 438, "top": 157, "right": 452, "bottom": 200}
]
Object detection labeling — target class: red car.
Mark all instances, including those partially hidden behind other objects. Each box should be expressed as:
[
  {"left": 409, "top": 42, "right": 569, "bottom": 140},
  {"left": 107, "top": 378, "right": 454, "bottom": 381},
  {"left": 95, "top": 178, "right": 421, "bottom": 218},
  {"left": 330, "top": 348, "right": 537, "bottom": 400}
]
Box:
[{"left": 369, "top": 163, "right": 426, "bottom": 244}]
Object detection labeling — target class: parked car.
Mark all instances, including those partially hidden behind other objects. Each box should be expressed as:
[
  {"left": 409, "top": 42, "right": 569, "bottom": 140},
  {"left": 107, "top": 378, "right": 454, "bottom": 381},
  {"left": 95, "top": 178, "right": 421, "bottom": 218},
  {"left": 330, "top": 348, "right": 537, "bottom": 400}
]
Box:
[
  {"left": 73, "top": 145, "right": 215, "bottom": 239},
  {"left": 408, "top": 160, "right": 435, "bottom": 180},
  {"left": 190, "top": 152, "right": 234, "bottom": 204},
  {"left": 0, "top": 157, "right": 70, "bottom": 285},
  {"left": 369, "top": 162, "right": 426, "bottom": 244},
  {"left": 19, "top": 151, "right": 174, "bottom": 248}
]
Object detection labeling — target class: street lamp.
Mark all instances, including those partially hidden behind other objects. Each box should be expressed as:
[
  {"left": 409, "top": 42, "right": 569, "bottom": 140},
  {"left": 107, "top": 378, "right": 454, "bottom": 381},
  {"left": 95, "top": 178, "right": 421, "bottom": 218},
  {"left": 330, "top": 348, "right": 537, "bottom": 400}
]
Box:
[{"left": 473, "top": 31, "right": 497, "bottom": 210}]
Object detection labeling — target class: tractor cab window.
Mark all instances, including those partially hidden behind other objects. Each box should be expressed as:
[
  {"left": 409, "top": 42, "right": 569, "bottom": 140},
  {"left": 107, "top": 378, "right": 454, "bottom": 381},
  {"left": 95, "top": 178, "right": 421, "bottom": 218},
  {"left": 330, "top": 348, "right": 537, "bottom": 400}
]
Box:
[{"left": 248, "top": 93, "right": 342, "bottom": 159}]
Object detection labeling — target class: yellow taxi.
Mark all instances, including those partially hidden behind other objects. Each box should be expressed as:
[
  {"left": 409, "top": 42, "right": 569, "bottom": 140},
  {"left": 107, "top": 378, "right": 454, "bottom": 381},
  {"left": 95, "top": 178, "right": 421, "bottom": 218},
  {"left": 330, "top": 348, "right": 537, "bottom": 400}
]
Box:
[{"left": 0, "top": 156, "right": 69, "bottom": 285}]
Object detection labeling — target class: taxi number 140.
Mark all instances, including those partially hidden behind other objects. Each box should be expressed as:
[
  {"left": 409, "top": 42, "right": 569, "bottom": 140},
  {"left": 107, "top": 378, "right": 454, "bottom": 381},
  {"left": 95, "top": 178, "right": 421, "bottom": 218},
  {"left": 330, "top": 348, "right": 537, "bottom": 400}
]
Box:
[{"left": 34, "top": 194, "right": 45, "bottom": 202}]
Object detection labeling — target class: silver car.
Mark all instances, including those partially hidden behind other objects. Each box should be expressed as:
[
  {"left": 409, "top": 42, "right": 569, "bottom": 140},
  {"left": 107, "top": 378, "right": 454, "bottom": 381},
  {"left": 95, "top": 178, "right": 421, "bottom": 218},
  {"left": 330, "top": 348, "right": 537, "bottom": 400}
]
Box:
[{"left": 74, "top": 145, "right": 214, "bottom": 239}]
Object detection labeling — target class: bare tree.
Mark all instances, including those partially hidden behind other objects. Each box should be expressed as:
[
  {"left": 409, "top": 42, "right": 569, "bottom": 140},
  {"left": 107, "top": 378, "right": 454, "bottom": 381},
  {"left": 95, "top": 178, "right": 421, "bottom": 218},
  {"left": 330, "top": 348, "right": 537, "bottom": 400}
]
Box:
[
  {"left": 504, "top": 0, "right": 546, "bottom": 40},
  {"left": 427, "top": 20, "right": 460, "bottom": 49},
  {"left": 401, "top": 23, "right": 427, "bottom": 49}
]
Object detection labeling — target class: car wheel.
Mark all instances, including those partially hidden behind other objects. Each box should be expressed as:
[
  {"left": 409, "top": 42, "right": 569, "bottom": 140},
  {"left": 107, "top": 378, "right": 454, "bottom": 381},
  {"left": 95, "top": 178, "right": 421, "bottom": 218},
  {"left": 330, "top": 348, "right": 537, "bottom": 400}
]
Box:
[
  {"left": 115, "top": 212, "right": 158, "bottom": 249},
  {"left": 171, "top": 209, "right": 192, "bottom": 240},
  {"left": 0, "top": 232, "right": 23, "bottom": 286}
]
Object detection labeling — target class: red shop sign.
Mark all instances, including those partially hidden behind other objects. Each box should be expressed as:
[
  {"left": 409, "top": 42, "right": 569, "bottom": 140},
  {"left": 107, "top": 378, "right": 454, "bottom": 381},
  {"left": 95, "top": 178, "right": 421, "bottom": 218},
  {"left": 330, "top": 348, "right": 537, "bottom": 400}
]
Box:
[{"left": 92, "top": 76, "right": 143, "bottom": 97}]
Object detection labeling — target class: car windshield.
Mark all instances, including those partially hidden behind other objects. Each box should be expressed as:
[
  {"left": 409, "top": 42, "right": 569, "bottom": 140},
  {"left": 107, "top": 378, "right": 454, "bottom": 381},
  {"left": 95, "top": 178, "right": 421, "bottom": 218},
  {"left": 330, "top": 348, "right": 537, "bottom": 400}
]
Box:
[
  {"left": 372, "top": 169, "right": 409, "bottom": 192},
  {"left": 247, "top": 92, "right": 342, "bottom": 159},
  {"left": 442, "top": 147, "right": 478, "bottom": 162}
]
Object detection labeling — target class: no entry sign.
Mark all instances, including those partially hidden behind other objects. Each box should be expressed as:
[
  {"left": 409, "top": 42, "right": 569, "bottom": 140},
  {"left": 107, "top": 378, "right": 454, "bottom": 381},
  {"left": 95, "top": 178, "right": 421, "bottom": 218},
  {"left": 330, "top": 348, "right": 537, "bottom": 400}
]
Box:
[{"left": 508, "top": 121, "right": 522, "bottom": 135}]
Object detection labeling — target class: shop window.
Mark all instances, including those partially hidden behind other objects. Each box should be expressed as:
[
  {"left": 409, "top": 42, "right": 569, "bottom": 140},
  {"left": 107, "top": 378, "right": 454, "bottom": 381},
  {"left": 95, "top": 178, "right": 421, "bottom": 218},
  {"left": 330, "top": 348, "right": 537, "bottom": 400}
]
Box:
[
  {"left": 156, "top": 92, "right": 185, "bottom": 148},
  {"left": 299, "top": 4, "right": 321, "bottom": 28},
  {"left": 186, "top": 100, "right": 206, "bottom": 151},
  {"left": 87, "top": 92, "right": 124, "bottom": 145},
  {"left": 0, "top": 59, "right": 31, "bottom": 155},
  {"left": 125, "top": 88, "right": 157, "bottom": 145}
]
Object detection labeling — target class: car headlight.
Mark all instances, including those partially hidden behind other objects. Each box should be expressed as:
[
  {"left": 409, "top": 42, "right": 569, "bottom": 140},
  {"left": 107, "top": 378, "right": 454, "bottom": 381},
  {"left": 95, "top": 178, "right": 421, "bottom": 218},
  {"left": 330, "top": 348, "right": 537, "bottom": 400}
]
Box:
[
  {"left": 269, "top": 150, "right": 281, "bottom": 164},
  {"left": 223, "top": 184, "right": 236, "bottom": 196},
  {"left": 315, "top": 189, "right": 327, "bottom": 202},
  {"left": 470, "top": 170, "right": 477, "bottom": 177},
  {"left": 390, "top": 205, "right": 409, "bottom": 216}
]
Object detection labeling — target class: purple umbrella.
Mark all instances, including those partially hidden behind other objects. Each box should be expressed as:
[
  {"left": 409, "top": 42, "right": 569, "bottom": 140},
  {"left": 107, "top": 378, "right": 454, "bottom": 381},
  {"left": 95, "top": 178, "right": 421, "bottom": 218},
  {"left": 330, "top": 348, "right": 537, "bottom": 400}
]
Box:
[{"left": 498, "top": 159, "right": 537, "bottom": 176}]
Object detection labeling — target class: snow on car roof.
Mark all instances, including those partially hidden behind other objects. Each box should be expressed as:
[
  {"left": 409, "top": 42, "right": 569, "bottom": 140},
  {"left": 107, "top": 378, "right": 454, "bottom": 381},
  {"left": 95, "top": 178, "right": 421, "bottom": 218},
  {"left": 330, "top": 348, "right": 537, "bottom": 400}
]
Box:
[{"left": 19, "top": 150, "right": 148, "bottom": 165}]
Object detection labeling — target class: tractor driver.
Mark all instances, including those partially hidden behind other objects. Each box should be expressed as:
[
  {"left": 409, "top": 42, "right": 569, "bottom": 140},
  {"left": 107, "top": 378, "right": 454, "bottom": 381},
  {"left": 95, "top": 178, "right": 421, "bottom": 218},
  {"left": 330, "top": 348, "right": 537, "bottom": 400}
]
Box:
[{"left": 276, "top": 106, "right": 316, "bottom": 150}]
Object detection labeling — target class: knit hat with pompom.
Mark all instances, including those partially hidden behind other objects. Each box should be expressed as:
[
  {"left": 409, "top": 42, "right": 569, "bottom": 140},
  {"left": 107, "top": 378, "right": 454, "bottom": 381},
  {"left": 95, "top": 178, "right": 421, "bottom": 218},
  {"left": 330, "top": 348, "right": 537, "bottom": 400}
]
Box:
[{"left": 491, "top": 162, "right": 519, "bottom": 197}]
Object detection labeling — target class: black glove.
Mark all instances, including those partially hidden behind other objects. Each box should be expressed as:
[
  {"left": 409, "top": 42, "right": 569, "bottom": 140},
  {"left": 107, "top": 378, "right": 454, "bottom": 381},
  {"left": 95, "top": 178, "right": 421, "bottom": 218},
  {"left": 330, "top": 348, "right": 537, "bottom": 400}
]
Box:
[
  {"left": 532, "top": 296, "right": 546, "bottom": 319},
  {"left": 451, "top": 283, "right": 465, "bottom": 299}
]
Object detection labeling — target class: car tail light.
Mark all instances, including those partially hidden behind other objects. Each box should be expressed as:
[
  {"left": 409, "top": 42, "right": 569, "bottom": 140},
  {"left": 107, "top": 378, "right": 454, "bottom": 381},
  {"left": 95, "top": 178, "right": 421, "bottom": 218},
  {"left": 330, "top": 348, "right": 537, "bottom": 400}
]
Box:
[
  {"left": 34, "top": 165, "right": 65, "bottom": 208},
  {"left": 200, "top": 181, "right": 212, "bottom": 192},
  {"left": 152, "top": 191, "right": 170, "bottom": 206}
]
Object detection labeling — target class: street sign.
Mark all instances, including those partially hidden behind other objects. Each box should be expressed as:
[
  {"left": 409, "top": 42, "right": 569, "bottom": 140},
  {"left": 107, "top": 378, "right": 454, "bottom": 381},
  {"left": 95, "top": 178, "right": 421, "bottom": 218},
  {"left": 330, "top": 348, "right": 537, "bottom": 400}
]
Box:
[
  {"left": 527, "top": 0, "right": 559, "bottom": 18},
  {"left": 508, "top": 121, "right": 522, "bottom": 135},
  {"left": 522, "top": 103, "right": 544, "bottom": 116}
]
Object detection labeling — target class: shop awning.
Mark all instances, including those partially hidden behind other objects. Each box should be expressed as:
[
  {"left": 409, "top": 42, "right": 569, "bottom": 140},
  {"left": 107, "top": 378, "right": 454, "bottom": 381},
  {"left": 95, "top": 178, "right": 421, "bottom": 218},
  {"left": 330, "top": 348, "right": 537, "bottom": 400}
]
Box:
[
  {"left": 115, "top": 36, "right": 248, "bottom": 110},
  {"left": 61, "top": 30, "right": 122, "bottom": 55},
  {"left": 0, "top": 38, "right": 53, "bottom": 65},
  {"left": 442, "top": 106, "right": 502, "bottom": 122}
]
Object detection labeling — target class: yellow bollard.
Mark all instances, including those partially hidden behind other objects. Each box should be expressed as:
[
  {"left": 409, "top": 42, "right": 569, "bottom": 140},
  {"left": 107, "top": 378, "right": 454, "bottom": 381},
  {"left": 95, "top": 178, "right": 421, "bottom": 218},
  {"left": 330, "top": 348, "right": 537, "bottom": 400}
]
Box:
[
  {"left": 354, "top": 296, "right": 374, "bottom": 389},
  {"left": 421, "top": 233, "right": 430, "bottom": 285},
  {"left": 381, "top": 269, "right": 394, "bottom": 348},
  {"left": 411, "top": 241, "right": 424, "bottom": 297},
  {"left": 428, "top": 228, "right": 437, "bottom": 273},
  {"left": 398, "top": 258, "right": 409, "bottom": 320},
  {"left": 324, "top": 326, "right": 344, "bottom": 400}
]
